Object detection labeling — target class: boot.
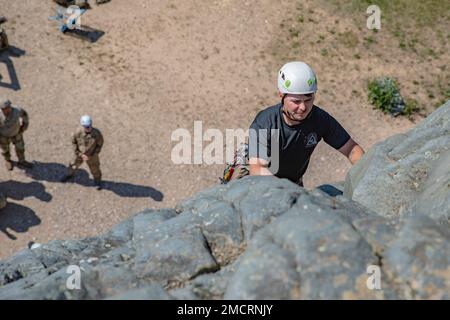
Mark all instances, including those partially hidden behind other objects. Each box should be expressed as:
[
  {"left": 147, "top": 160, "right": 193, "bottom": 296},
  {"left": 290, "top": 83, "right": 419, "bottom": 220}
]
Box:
[
  {"left": 17, "top": 160, "right": 33, "bottom": 168},
  {"left": 94, "top": 179, "right": 103, "bottom": 190},
  {"left": 4, "top": 160, "right": 13, "bottom": 171}
]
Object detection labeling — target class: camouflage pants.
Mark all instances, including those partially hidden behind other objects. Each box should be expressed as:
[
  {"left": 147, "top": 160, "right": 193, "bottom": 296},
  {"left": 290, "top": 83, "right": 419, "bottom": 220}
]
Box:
[
  {"left": 68, "top": 153, "right": 102, "bottom": 181},
  {"left": 0, "top": 133, "right": 26, "bottom": 161}
]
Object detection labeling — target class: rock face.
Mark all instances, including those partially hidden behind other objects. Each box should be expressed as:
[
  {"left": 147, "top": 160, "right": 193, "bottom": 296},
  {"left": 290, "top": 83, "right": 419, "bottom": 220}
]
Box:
[
  {"left": 0, "top": 102, "right": 449, "bottom": 299},
  {"left": 344, "top": 100, "right": 449, "bottom": 221}
]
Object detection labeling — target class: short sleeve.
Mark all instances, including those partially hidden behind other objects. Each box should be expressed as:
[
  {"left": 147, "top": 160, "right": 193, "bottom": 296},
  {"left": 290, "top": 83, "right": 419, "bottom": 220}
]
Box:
[
  {"left": 322, "top": 111, "right": 351, "bottom": 150},
  {"left": 248, "top": 117, "right": 271, "bottom": 161}
]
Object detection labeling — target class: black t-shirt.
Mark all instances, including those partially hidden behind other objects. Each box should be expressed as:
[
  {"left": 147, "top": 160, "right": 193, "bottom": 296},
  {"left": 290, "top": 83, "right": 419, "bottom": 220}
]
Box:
[{"left": 249, "top": 103, "right": 350, "bottom": 184}]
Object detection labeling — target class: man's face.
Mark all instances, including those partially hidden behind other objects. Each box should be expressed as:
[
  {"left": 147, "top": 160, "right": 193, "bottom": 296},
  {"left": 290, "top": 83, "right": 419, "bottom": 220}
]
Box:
[
  {"left": 281, "top": 93, "right": 315, "bottom": 121},
  {"left": 83, "top": 126, "right": 92, "bottom": 133},
  {"left": 1, "top": 106, "right": 12, "bottom": 116}
]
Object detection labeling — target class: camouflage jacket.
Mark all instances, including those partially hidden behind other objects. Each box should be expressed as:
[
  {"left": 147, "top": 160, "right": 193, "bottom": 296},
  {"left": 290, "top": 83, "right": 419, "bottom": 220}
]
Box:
[
  {"left": 72, "top": 127, "right": 104, "bottom": 157},
  {"left": 0, "top": 107, "right": 29, "bottom": 138}
]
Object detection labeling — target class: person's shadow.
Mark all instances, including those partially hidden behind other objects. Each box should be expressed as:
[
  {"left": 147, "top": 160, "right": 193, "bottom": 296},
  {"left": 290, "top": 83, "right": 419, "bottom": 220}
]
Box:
[
  {"left": 0, "top": 180, "right": 52, "bottom": 202},
  {"left": 0, "top": 202, "right": 41, "bottom": 240},
  {"left": 23, "top": 161, "right": 164, "bottom": 201},
  {"left": 64, "top": 26, "right": 105, "bottom": 43},
  {"left": 0, "top": 45, "right": 25, "bottom": 91}
]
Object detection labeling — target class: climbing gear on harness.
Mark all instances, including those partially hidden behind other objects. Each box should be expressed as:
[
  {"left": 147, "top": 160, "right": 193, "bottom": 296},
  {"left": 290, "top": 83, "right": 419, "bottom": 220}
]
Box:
[{"left": 220, "top": 142, "right": 250, "bottom": 184}]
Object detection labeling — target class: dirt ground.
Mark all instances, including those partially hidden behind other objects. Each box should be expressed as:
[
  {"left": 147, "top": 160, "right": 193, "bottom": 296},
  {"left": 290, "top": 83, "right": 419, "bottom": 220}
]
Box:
[{"left": 1, "top": 0, "right": 446, "bottom": 259}]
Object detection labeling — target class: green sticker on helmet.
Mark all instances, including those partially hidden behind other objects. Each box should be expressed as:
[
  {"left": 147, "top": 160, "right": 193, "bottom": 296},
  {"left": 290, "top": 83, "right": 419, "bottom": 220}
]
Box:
[
  {"left": 307, "top": 77, "right": 316, "bottom": 87},
  {"left": 284, "top": 80, "right": 291, "bottom": 88}
]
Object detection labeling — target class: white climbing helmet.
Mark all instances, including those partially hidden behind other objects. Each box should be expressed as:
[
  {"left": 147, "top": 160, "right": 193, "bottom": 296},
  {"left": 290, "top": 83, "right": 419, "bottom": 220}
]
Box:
[
  {"left": 80, "top": 115, "right": 92, "bottom": 128},
  {"left": 277, "top": 61, "right": 318, "bottom": 95}
]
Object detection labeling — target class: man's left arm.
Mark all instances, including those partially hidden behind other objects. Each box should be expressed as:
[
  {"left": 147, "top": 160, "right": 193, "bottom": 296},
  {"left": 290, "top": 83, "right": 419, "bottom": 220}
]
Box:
[
  {"left": 321, "top": 110, "right": 365, "bottom": 165},
  {"left": 92, "top": 131, "right": 104, "bottom": 155},
  {"left": 338, "top": 138, "right": 365, "bottom": 164}
]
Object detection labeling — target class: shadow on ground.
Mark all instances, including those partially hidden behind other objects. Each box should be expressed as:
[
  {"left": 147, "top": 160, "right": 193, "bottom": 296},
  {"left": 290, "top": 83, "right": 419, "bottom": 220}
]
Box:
[
  {"left": 0, "top": 180, "right": 52, "bottom": 202},
  {"left": 64, "top": 26, "right": 105, "bottom": 43},
  {"left": 0, "top": 202, "right": 41, "bottom": 240},
  {"left": 0, "top": 46, "right": 26, "bottom": 91},
  {"left": 23, "top": 161, "right": 164, "bottom": 201}
]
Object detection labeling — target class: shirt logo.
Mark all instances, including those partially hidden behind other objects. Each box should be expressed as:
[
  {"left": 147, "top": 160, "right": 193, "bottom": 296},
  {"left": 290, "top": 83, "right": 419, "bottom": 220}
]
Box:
[{"left": 305, "top": 132, "right": 318, "bottom": 148}]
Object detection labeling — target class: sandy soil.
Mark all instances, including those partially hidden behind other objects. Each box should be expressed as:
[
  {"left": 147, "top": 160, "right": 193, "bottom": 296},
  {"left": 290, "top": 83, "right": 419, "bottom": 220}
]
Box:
[{"left": 0, "top": 0, "right": 436, "bottom": 259}]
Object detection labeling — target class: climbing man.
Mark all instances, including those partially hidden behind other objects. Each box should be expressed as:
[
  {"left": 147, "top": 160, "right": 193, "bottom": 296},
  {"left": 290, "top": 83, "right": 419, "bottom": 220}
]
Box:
[
  {"left": 247, "top": 61, "right": 365, "bottom": 186},
  {"left": 61, "top": 115, "right": 104, "bottom": 190},
  {"left": 0, "top": 98, "right": 33, "bottom": 170}
]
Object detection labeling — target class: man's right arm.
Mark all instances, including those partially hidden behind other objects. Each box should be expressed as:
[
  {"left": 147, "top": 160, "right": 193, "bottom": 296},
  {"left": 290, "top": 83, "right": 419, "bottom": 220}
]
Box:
[
  {"left": 249, "top": 157, "right": 274, "bottom": 176},
  {"left": 71, "top": 133, "right": 80, "bottom": 156},
  {"left": 18, "top": 108, "right": 29, "bottom": 132},
  {"left": 248, "top": 114, "right": 274, "bottom": 176}
]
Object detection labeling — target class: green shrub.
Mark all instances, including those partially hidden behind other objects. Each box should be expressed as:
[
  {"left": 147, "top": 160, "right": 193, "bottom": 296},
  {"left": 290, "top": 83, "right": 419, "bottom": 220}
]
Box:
[{"left": 368, "top": 77, "right": 417, "bottom": 116}]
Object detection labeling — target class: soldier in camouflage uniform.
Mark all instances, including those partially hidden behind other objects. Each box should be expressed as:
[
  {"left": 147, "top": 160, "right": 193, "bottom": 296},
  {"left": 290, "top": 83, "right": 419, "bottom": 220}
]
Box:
[
  {"left": 0, "top": 98, "right": 33, "bottom": 170},
  {"left": 61, "top": 115, "right": 104, "bottom": 190}
]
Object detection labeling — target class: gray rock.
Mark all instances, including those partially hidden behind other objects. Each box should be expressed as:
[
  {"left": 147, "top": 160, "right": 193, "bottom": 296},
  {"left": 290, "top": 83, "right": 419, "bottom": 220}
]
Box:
[
  {"left": 100, "top": 218, "right": 133, "bottom": 243},
  {"left": 409, "top": 149, "right": 450, "bottom": 222},
  {"left": 224, "top": 193, "right": 387, "bottom": 299},
  {"left": 107, "top": 284, "right": 170, "bottom": 300},
  {"left": 236, "top": 177, "right": 303, "bottom": 241},
  {"left": 172, "top": 264, "right": 237, "bottom": 300},
  {"left": 190, "top": 200, "right": 243, "bottom": 266},
  {"left": 0, "top": 267, "right": 76, "bottom": 300},
  {"left": 344, "top": 101, "right": 450, "bottom": 219},
  {"left": 383, "top": 213, "right": 450, "bottom": 299},
  {"left": 0, "top": 250, "right": 45, "bottom": 286},
  {"left": 0, "top": 269, "right": 49, "bottom": 299},
  {"left": 133, "top": 224, "right": 219, "bottom": 286},
  {"left": 132, "top": 209, "right": 178, "bottom": 237},
  {"left": 33, "top": 239, "right": 91, "bottom": 269}
]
